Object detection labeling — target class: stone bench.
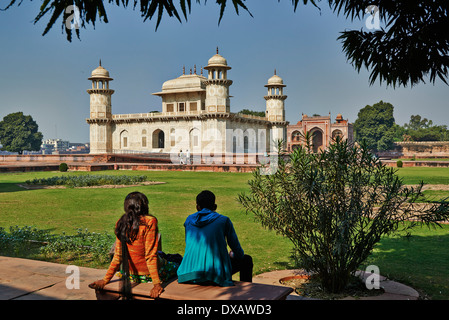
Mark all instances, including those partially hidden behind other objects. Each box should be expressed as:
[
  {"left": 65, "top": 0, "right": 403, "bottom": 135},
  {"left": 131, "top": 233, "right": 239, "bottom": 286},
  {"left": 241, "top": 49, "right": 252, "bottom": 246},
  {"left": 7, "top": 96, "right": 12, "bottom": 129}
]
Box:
[
  {"left": 100, "top": 234, "right": 292, "bottom": 300},
  {"left": 93, "top": 276, "right": 293, "bottom": 300}
]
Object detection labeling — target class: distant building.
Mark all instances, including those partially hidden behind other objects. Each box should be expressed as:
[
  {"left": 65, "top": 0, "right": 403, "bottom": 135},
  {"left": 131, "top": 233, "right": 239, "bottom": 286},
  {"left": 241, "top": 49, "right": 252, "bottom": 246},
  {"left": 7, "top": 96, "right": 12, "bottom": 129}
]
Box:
[
  {"left": 287, "top": 113, "right": 353, "bottom": 153},
  {"left": 41, "top": 139, "right": 70, "bottom": 154},
  {"left": 68, "top": 143, "right": 90, "bottom": 154},
  {"left": 86, "top": 49, "right": 288, "bottom": 159}
]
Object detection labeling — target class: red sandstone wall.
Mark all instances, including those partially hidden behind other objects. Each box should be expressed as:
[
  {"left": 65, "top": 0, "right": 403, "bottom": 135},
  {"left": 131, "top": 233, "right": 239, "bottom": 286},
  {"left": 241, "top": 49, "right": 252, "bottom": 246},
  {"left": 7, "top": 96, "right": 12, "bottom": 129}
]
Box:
[{"left": 377, "top": 142, "right": 449, "bottom": 159}]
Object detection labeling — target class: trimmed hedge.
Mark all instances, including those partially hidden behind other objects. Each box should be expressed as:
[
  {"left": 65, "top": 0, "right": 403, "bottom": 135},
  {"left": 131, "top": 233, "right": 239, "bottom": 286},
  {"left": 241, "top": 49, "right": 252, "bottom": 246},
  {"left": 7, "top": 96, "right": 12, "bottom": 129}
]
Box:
[{"left": 25, "top": 174, "right": 148, "bottom": 188}]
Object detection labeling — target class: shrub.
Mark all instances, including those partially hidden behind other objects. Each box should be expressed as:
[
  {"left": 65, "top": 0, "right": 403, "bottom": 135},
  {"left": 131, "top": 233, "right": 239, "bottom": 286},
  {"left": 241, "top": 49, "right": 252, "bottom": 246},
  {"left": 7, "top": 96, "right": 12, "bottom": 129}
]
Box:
[
  {"left": 0, "top": 226, "right": 114, "bottom": 264},
  {"left": 25, "top": 174, "right": 148, "bottom": 187},
  {"left": 40, "top": 228, "right": 114, "bottom": 263},
  {"left": 59, "top": 163, "right": 69, "bottom": 172},
  {"left": 238, "top": 138, "right": 449, "bottom": 293},
  {"left": 397, "top": 160, "right": 403, "bottom": 167}
]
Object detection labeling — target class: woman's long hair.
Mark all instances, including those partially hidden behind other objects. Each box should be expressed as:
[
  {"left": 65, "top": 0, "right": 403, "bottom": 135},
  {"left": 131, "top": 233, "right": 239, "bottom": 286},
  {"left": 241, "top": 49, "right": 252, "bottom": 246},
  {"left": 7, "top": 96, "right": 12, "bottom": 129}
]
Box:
[
  {"left": 115, "top": 191, "right": 150, "bottom": 299},
  {"left": 116, "top": 192, "right": 150, "bottom": 243}
]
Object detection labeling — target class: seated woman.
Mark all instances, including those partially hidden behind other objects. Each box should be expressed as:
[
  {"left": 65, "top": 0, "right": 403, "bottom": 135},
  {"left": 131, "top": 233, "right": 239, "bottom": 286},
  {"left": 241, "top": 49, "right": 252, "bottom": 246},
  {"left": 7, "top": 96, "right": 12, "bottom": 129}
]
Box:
[{"left": 89, "top": 191, "right": 179, "bottom": 299}]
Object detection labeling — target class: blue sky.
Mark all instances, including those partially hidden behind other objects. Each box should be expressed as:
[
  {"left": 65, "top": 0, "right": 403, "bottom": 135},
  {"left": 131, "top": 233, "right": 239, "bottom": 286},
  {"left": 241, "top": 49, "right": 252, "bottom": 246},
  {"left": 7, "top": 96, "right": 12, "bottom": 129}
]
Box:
[{"left": 1, "top": 1, "right": 448, "bottom": 143}]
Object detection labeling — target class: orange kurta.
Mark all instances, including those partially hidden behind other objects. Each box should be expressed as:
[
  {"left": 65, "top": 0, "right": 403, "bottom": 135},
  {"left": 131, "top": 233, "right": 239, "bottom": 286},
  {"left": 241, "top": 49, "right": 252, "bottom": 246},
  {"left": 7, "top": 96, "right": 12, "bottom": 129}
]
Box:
[{"left": 103, "top": 215, "right": 160, "bottom": 285}]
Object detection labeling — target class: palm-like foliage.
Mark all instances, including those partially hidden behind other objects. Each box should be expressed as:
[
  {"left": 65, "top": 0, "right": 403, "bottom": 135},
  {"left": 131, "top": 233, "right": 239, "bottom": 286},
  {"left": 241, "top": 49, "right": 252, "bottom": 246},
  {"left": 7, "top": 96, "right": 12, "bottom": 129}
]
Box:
[
  {"left": 1, "top": 0, "right": 252, "bottom": 42},
  {"left": 2, "top": 0, "right": 448, "bottom": 86},
  {"left": 333, "top": 0, "right": 449, "bottom": 88}
]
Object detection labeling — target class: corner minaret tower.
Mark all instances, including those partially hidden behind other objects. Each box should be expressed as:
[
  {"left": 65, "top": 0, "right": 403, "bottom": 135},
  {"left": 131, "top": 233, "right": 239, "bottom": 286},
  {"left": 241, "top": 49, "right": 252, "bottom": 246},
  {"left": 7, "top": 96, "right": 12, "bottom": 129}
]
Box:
[
  {"left": 86, "top": 61, "right": 114, "bottom": 154},
  {"left": 204, "top": 48, "right": 233, "bottom": 113},
  {"left": 265, "top": 70, "right": 287, "bottom": 147},
  {"left": 264, "top": 69, "right": 287, "bottom": 122}
]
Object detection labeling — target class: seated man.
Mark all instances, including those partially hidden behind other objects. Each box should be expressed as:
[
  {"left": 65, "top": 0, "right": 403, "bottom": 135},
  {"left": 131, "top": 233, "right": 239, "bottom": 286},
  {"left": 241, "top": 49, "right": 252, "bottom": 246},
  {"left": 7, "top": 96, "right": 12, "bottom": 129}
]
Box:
[{"left": 177, "top": 190, "right": 253, "bottom": 287}]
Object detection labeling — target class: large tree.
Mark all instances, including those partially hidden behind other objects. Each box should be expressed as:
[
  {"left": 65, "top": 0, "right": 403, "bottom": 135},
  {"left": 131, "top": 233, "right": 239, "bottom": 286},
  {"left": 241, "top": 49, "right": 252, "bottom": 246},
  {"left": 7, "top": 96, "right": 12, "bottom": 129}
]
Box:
[
  {"left": 403, "top": 115, "right": 449, "bottom": 142},
  {"left": 0, "top": 112, "right": 43, "bottom": 154},
  {"left": 2, "top": 0, "right": 448, "bottom": 88},
  {"left": 353, "top": 100, "right": 396, "bottom": 151}
]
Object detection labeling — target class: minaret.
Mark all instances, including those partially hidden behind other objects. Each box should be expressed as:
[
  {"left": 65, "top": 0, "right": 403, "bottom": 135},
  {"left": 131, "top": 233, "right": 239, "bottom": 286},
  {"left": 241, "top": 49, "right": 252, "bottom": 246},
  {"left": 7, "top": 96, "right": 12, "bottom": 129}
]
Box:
[
  {"left": 86, "top": 61, "right": 114, "bottom": 154},
  {"left": 264, "top": 69, "right": 287, "bottom": 122},
  {"left": 264, "top": 70, "right": 287, "bottom": 147},
  {"left": 204, "top": 48, "right": 233, "bottom": 113}
]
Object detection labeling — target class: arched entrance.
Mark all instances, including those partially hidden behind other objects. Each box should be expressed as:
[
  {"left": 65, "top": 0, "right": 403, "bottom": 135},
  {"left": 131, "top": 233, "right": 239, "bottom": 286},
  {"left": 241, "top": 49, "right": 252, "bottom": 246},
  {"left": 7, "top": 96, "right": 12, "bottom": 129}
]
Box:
[
  {"left": 310, "top": 128, "right": 324, "bottom": 153},
  {"left": 152, "top": 129, "right": 165, "bottom": 148}
]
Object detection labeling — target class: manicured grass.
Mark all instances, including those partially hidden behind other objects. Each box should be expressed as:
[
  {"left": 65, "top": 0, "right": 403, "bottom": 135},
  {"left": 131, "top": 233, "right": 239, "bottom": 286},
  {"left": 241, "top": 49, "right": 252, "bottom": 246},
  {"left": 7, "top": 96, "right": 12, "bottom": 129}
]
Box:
[
  {"left": 1, "top": 167, "right": 448, "bottom": 299},
  {"left": 395, "top": 167, "right": 449, "bottom": 185},
  {"left": 392, "top": 158, "right": 449, "bottom": 162},
  {"left": 0, "top": 170, "right": 294, "bottom": 274},
  {"left": 361, "top": 223, "right": 449, "bottom": 300}
]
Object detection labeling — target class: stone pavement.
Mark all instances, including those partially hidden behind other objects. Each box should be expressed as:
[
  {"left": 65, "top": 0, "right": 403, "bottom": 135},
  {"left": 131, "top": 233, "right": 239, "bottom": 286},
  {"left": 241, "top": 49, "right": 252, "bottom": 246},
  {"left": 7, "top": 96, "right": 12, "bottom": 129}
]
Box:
[
  {"left": 253, "top": 269, "right": 420, "bottom": 300},
  {"left": 0, "top": 256, "right": 105, "bottom": 300},
  {"left": 0, "top": 256, "right": 419, "bottom": 300}
]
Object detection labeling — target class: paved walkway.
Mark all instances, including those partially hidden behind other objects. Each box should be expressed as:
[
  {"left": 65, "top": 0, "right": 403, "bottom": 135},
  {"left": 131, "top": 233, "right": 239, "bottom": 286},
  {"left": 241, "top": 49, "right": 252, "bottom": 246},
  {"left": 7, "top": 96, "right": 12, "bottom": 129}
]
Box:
[
  {"left": 0, "top": 256, "right": 419, "bottom": 300},
  {"left": 0, "top": 256, "right": 106, "bottom": 300},
  {"left": 253, "top": 269, "right": 420, "bottom": 300}
]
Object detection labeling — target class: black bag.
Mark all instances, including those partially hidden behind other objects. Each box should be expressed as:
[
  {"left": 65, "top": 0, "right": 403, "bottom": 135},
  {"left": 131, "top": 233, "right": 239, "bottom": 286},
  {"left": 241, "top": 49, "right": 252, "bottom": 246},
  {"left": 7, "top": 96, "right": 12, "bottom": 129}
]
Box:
[{"left": 158, "top": 251, "right": 183, "bottom": 264}]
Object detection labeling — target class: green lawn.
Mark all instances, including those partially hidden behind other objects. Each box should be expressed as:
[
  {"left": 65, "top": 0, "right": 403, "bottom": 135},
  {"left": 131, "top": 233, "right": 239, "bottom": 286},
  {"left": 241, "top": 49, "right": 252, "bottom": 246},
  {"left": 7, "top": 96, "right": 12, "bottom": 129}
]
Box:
[
  {"left": 0, "top": 170, "right": 294, "bottom": 274},
  {"left": 395, "top": 166, "right": 449, "bottom": 185},
  {"left": 392, "top": 158, "right": 449, "bottom": 162},
  {"left": 0, "top": 167, "right": 448, "bottom": 299}
]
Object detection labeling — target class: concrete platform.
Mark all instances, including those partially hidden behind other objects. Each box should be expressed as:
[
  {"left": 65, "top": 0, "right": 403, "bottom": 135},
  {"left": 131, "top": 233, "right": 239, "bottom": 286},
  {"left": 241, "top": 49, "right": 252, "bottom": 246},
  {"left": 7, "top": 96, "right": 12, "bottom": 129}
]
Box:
[
  {"left": 253, "top": 269, "right": 420, "bottom": 300},
  {"left": 0, "top": 256, "right": 106, "bottom": 300},
  {"left": 0, "top": 256, "right": 420, "bottom": 300}
]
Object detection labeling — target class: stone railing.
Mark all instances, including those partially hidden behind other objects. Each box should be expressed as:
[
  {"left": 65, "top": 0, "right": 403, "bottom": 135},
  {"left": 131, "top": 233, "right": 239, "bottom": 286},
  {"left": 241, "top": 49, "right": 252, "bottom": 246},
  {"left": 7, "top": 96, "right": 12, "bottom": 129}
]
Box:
[
  {"left": 235, "top": 113, "right": 267, "bottom": 121},
  {"left": 112, "top": 110, "right": 205, "bottom": 120}
]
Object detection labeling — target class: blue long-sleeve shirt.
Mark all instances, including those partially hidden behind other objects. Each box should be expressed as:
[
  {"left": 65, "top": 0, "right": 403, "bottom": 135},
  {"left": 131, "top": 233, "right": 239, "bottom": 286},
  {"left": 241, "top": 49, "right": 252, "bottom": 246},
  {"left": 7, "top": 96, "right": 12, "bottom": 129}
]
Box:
[{"left": 177, "top": 208, "right": 244, "bottom": 286}]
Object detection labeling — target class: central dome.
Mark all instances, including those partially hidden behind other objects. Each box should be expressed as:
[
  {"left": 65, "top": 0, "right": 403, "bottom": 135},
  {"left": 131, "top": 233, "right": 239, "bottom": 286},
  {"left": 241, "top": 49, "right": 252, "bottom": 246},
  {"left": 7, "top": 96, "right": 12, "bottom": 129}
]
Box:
[{"left": 161, "top": 74, "right": 206, "bottom": 92}]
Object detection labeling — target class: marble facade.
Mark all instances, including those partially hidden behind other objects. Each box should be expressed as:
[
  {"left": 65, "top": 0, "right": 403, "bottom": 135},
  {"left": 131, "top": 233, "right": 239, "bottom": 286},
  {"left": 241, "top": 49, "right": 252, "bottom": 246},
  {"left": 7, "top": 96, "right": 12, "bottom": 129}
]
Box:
[{"left": 86, "top": 50, "right": 288, "bottom": 164}]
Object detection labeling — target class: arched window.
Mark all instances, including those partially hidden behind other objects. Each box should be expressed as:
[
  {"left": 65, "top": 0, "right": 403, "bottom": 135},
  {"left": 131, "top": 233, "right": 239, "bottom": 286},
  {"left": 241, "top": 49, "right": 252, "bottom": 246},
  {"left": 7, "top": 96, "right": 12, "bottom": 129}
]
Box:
[
  {"left": 189, "top": 128, "right": 200, "bottom": 150},
  {"left": 120, "top": 130, "right": 129, "bottom": 149},
  {"left": 170, "top": 128, "right": 176, "bottom": 147},
  {"left": 244, "top": 136, "right": 249, "bottom": 153},
  {"left": 332, "top": 129, "right": 343, "bottom": 141},
  {"left": 243, "top": 129, "right": 256, "bottom": 154},
  {"left": 258, "top": 130, "right": 266, "bottom": 154},
  {"left": 292, "top": 131, "right": 301, "bottom": 142},
  {"left": 233, "top": 136, "right": 237, "bottom": 154}
]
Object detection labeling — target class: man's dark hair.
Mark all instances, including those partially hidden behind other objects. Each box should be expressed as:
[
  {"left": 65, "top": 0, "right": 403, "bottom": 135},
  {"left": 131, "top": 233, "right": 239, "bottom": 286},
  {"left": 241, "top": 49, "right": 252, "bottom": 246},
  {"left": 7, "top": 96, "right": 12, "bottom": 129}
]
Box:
[{"left": 196, "top": 190, "right": 216, "bottom": 210}]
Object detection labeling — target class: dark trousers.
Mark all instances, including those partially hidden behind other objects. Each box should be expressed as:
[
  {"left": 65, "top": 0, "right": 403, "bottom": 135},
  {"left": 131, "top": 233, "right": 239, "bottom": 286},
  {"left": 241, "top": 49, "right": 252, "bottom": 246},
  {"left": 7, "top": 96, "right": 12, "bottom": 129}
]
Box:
[{"left": 231, "top": 254, "right": 253, "bottom": 282}]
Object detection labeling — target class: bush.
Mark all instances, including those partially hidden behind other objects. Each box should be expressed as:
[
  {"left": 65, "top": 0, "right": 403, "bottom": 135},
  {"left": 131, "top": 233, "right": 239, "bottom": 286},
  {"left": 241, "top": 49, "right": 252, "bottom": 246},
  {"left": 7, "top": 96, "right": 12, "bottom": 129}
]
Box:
[
  {"left": 25, "top": 174, "right": 148, "bottom": 187},
  {"left": 397, "top": 160, "right": 403, "bottom": 167},
  {"left": 0, "top": 226, "right": 114, "bottom": 264},
  {"left": 59, "top": 163, "right": 69, "bottom": 172},
  {"left": 238, "top": 138, "right": 449, "bottom": 293},
  {"left": 40, "top": 228, "right": 114, "bottom": 263}
]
